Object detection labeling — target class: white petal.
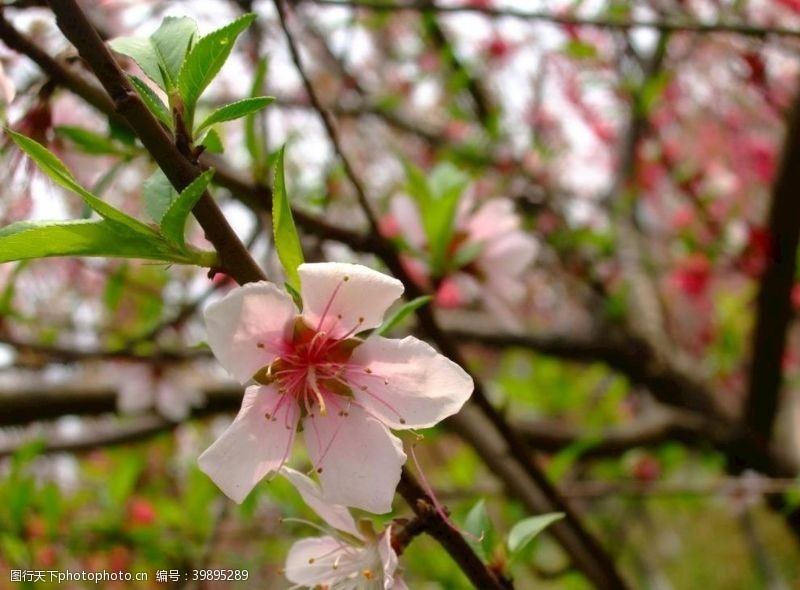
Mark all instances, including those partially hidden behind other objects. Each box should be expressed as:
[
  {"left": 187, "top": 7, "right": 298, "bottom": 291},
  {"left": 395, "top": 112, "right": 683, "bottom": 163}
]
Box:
[
  {"left": 198, "top": 385, "right": 298, "bottom": 503},
  {"left": 299, "top": 263, "right": 404, "bottom": 339},
  {"left": 378, "top": 528, "right": 400, "bottom": 590},
  {"left": 285, "top": 536, "right": 361, "bottom": 586},
  {"left": 204, "top": 282, "right": 296, "bottom": 384},
  {"left": 350, "top": 336, "right": 473, "bottom": 430},
  {"left": 303, "top": 405, "right": 405, "bottom": 513},
  {"left": 280, "top": 467, "right": 360, "bottom": 538}
]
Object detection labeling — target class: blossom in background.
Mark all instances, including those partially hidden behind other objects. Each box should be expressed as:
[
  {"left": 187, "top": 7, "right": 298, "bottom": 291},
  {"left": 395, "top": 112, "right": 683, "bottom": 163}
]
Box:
[
  {"left": 385, "top": 195, "right": 537, "bottom": 324},
  {"left": 282, "top": 467, "right": 408, "bottom": 590},
  {"left": 0, "top": 61, "right": 15, "bottom": 106},
  {"left": 198, "top": 263, "right": 473, "bottom": 513},
  {"left": 116, "top": 363, "right": 205, "bottom": 422}
]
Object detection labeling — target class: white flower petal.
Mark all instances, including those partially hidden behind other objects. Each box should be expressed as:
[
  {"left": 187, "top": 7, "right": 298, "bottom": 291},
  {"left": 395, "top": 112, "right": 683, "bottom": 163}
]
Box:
[
  {"left": 285, "top": 536, "right": 361, "bottom": 586},
  {"left": 299, "top": 263, "right": 404, "bottom": 339},
  {"left": 350, "top": 336, "right": 473, "bottom": 430},
  {"left": 280, "top": 467, "right": 360, "bottom": 538},
  {"left": 378, "top": 528, "right": 400, "bottom": 590},
  {"left": 198, "top": 385, "right": 298, "bottom": 503},
  {"left": 303, "top": 405, "right": 405, "bottom": 514},
  {"left": 204, "top": 282, "right": 295, "bottom": 384}
]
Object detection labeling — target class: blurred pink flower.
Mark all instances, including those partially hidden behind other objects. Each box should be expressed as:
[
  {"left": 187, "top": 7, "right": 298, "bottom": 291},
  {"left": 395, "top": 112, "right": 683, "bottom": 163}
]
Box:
[
  {"left": 282, "top": 467, "right": 408, "bottom": 590},
  {"left": 198, "top": 263, "right": 472, "bottom": 513},
  {"left": 387, "top": 196, "right": 537, "bottom": 325}
]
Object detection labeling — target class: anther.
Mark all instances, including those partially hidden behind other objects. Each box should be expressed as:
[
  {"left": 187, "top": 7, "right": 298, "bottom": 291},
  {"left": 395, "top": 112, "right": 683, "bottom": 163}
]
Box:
[
  {"left": 343, "top": 276, "right": 350, "bottom": 282},
  {"left": 317, "top": 467, "right": 323, "bottom": 474},
  {"left": 400, "top": 418, "right": 406, "bottom": 424},
  {"left": 365, "top": 368, "right": 373, "bottom": 374},
  {"left": 256, "top": 342, "right": 265, "bottom": 348}
]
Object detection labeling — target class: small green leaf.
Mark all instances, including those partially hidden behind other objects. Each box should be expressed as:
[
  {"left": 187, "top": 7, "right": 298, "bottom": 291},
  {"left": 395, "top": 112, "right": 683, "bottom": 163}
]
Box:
[
  {"left": 507, "top": 513, "right": 565, "bottom": 556},
  {"left": 8, "top": 130, "right": 156, "bottom": 236},
  {"left": 464, "top": 499, "right": 494, "bottom": 562},
  {"left": 110, "top": 17, "right": 198, "bottom": 91},
  {"left": 246, "top": 58, "right": 269, "bottom": 180},
  {"left": 143, "top": 168, "right": 178, "bottom": 222},
  {"left": 0, "top": 219, "right": 180, "bottom": 263},
  {"left": 272, "top": 145, "right": 304, "bottom": 290},
  {"left": 565, "top": 39, "right": 598, "bottom": 60},
  {"left": 160, "top": 169, "right": 214, "bottom": 247},
  {"left": 200, "top": 128, "right": 224, "bottom": 153},
  {"left": 375, "top": 296, "right": 432, "bottom": 336},
  {"left": 196, "top": 96, "right": 274, "bottom": 133},
  {"left": 54, "top": 125, "right": 130, "bottom": 156},
  {"left": 129, "top": 75, "right": 172, "bottom": 128},
  {"left": 177, "top": 13, "right": 256, "bottom": 122}
]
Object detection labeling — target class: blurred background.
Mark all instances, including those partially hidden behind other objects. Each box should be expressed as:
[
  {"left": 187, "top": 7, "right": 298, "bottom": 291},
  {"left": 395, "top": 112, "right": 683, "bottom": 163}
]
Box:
[{"left": 1, "top": 0, "right": 800, "bottom": 587}]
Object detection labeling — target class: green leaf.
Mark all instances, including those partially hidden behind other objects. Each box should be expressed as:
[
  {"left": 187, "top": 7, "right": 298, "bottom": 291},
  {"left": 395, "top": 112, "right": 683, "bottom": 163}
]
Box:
[
  {"left": 272, "top": 145, "right": 304, "bottom": 290},
  {"left": 54, "top": 126, "right": 130, "bottom": 156},
  {"left": 160, "top": 169, "right": 214, "bottom": 247},
  {"left": 507, "top": 513, "right": 564, "bottom": 556},
  {"left": 129, "top": 75, "right": 172, "bottom": 128},
  {"left": 177, "top": 13, "right": 256, "bottom": 122},
  {"left": 246, "top": 58, "right": 269, "bottom": 180},
  {"left": 565, "top": 39, "right": 598, "bottom": 60},
  {"left": 375, "top": 296, "right": 432, "bottom": 336},
  {"left": 8, "top": 130, "right": 156, "bottom": 236},
  {"left": 149, "top": 16, "right": 198, "bottom": 85},
  {"left": 143, "top": 168, "right": 178, "bottom": 222},
  {"left": 200, "top": 128, "right": 224, "bottom": 153},
  {"left": 196, "top": 96, "right": 274, "bottom": 133},
  {"left": 463, "top": 499, "right": 494, "bottom": 562},
  {"left": 110, "top": 16, "right": 197, "bottom": 91},
  {"left": 110, "top": 36, "right": 166, "bottom": 89},
  {"left": 0, "top": 219, "right": 181, "bottom": 263}
]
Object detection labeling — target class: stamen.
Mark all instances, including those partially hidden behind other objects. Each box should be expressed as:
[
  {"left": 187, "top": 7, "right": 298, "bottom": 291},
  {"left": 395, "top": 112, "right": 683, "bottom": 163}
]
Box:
[{"left": 307, "top": 367, "right": 328, "bottom": 416}]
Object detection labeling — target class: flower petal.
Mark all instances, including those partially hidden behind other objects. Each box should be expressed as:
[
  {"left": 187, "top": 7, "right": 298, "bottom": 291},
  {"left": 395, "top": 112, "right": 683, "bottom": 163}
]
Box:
[
  {"left": 378, "top": 528, "right": 400, "bottom": 590},
  {"left": 204, "top": 282, "right": 295, "bottom": 384},
  {"left": 198, "top": 385, "right": 298, "bottom": 503},
  {"left": 299, "top": 263, "right": 404, "bottom": 339},
  {"left": 349, "top": 336, "right": 473, "bottom": 430},
  {"left": 303, "top": 405, "right": 405, "bottom": 513},
  {"left": 280, "top": 467, "right": 360, "bottom": 538},
  {"left": 284, "top": 536, "right": 360, "bottom": 586}
]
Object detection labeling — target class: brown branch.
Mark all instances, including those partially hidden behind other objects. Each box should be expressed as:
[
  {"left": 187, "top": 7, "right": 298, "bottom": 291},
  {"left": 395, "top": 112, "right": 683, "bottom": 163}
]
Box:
[
  {"left": 305, "top": 0, "right": 800, "bottom": 39},
  {"left": 396, "top": 469, "right": 511, "bottom": 590},
  {"left": 43, "top": 0, "right": 266, "bottom": 285},
  {"left": 742, "top": 88, "right": 800, "bottom": 445}
]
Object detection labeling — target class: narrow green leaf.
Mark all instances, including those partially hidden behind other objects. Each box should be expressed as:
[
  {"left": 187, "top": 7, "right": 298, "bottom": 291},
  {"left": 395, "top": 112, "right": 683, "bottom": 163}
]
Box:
[
  {"left": 177, "top": 13, "right": 256, "bottom": 120},
  {"left": 451, "top": 240, "right": 483, "bottom": 269},
  {"left": 196, "top": 96, "right": 274, "bottom": 134},
  {"left": 54, "top": 126, "right": 130, "bottom": 156},
  {"left": 272, "top": 146, "right": 304, "bottom": 290},
  {"left": 129, "top": 75, "right": 172, "bottom": 128},
  {"left": 8, "top": 130, "right": 156, "bottom": 236},
  {"left": 246, "top": 58, "right": 269, "bottom": 179},
  {"left": 160, "top": 169, "right": 214, "bottom": 247},
  {"left": 375, "top": 296, "right": 432, "bottom": 336},
  {"left": 507, "top": 513, "right": 565, "bottom": 556},
  {"left": 143, "top": 168, "right": 178, "bottom": 222},
  {"left": 0, "top": 219, "right": 180, "bottom": 263}
]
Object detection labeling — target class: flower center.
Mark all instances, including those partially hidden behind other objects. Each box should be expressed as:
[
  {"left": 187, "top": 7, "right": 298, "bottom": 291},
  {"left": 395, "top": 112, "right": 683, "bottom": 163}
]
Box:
[{"left": 254, "top": 318, "right": 361, "bottom": 418}]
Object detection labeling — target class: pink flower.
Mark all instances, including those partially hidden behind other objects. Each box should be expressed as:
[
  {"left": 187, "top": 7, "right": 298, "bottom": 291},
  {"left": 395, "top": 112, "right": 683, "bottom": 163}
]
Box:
[
  {"left": 282, "top": 467, "right": 408, "bottom": 590},
  {"left": 198, "top": 263, "right": 473, "bottom": 513},
  {"left": 387, "top": 195, "right": 537, "bottom": 325}
]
